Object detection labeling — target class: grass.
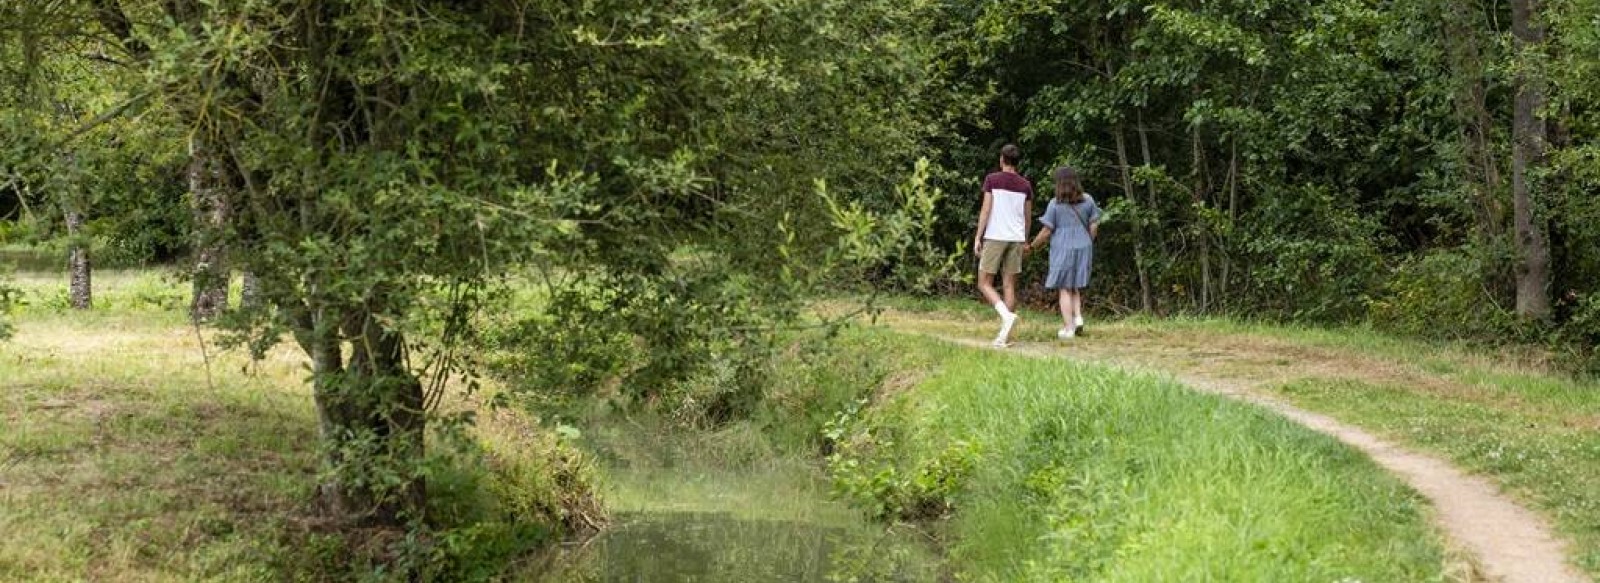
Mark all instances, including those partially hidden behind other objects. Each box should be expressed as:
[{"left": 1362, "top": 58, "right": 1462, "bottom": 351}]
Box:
[
  {"left": 0, "top": 275, "right": 600, "bottom": 580},
  {"left": 868, "top": 294, "right": 1567, "bottom": 375},
  {"left": 1272, "top": 377, "right": 1600, "bottom": 575},
  {"left": 828, "top": 329, "right": 1458, "bottom": 582},
  {"left": 5, "top": 276, "right": 1572, "bottom": 580},
  {"left": 868, "top": 295, "right": 1600, "bottom": 579},
  {"left": 9, "top": 265, "right": 190, "bottom": 314},
  {"left": 0, "top": 311, "right": 319, "bottom": 581}
]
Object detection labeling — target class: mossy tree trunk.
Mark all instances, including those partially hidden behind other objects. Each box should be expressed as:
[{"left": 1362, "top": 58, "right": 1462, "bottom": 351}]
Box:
[
  {"left": 292, "top": 305, "right": 426, "bottom": 525},
  {"left": 188, "top": 134, "right": 230, "bottom": 321},
  {"left": 65, "top": 208, "right": 90, "bottom": 310}
]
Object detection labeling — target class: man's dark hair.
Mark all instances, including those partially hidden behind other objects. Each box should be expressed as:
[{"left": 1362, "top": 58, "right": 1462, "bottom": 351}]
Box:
[{"left": 1000, "top": 144, "right": 1021, "bottom": 168}]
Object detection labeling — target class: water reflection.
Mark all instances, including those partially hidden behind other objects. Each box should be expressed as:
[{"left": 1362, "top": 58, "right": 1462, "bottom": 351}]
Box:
[
  {"left": 520, "top": 511, "right": 942, "bottom": 582},
  {"left": 0, "top": 249, "right": 57, "bottom": 272}
]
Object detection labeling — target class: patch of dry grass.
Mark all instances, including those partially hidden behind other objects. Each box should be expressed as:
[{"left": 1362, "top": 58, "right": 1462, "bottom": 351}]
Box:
[{"left": 0, "top": 313, "right": 318, "bottom": 581}]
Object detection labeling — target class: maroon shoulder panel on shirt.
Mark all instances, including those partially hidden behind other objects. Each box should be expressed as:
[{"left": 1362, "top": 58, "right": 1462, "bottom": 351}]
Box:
[{"left": 983, "top": 172, "right": 1033, "bottom": 196}]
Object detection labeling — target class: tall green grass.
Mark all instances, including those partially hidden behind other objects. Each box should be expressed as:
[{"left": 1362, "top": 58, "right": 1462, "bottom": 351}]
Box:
[{"left": 833, "top": 332, "right": 1453, "bottom": 582}]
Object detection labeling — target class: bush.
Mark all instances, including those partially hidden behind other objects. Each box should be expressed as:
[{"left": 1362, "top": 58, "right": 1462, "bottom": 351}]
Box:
[
  {"left": 1370, "top": 250, "right": 1512, "bottom": 340},
  {"left": 485, "top": 268, "right": 791, "bottom": 427},
  {"left": 0, "top": 276, "right": 15, "bottom": 340},
  {"left": 1555, "top": 293, "right": 1600, "bottom": 375},
  {"left": 825, "top": 399, "right": 980, "bottom": 521},
  {"left": 1239, "top": 184, "right": 1387, "bottom": 321},
  {"left": 301, "top": 414, "right": 609, "bottom": 582}
]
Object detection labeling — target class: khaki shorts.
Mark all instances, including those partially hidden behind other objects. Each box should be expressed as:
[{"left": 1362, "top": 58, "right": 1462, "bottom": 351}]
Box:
[{"left": 979, "top": 240, "right": 1024, "bottom": 275}]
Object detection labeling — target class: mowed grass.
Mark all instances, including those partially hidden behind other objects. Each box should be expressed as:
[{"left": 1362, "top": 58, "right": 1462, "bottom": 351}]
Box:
[
  {"left": 847, "top": 332, "right": 1456, "bottom": 582},
  {"left": 1273, "top": 377, "right": 1600, "bottom": 575},
  {"left": 0, "top": 310, "right": 322, "bottom": 581}
]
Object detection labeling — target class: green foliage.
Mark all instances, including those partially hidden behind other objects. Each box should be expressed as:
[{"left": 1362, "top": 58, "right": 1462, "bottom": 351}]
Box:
[
  {"left": 411, "top": 422, "right": 601, "bottom": 582},
  {"left": 824, "top": 158, "right": 969, "bottom": 293},
  {"left": 826, "top": 410, "right": 981, "bottom": 522},
  {"left": 0, "top": 0, "right": 963, "bottom": 533},
  {"left": 1238, "top": 184, "right": 1387, "bottom": 321},
  {"left": 0, "top": 275, "right": 14, "bottom": 340},
  {"left": 1372, "top": 250, "right": 1514, "bottom": 340},
  {"left": 1555, "top": 293, "right": 1600, "bottom": 375}
]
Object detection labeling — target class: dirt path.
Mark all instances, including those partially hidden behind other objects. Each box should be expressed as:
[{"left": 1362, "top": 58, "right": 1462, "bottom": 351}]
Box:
[{"left": 890, "top": 316, "right": 1588, "bottom": 583}]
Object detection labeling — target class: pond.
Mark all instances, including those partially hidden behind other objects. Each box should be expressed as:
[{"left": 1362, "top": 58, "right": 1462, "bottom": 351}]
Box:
[
  {"left": 522, "top": 510, "right": 943, "bottom": 582},
  {"left": 514, "top": 436, "right": 947, "bottom": 583},
  {"left": 0, "top": 248, "right": 59, "bottom": 272}
]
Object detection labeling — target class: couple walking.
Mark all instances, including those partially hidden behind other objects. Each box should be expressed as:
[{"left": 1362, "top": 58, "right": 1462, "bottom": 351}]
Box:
[{"left": 974, "top": 144, "right": 1101, "bottom": 348}]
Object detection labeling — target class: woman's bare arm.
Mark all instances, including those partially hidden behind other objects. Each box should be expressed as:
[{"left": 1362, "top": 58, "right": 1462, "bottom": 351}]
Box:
[{"left": 1028, "top": 226, "right": 1053, "bottom": 250}]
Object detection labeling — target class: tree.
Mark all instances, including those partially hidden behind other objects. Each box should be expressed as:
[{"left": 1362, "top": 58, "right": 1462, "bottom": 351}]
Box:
[
  {"left": 1512, "top": 0, "right": 1554, "bottom": 319},
  {"left": 61, "top": 0, "right": 957, "bottom": 528}
]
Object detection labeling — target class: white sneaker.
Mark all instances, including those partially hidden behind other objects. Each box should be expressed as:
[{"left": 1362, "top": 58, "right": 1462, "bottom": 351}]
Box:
[
  {"left": 1058, "top": 327, "right": 1075, "bottom": 340},
  {"left": 995, "top": 311, "right": 1018, "bottom": 345}
]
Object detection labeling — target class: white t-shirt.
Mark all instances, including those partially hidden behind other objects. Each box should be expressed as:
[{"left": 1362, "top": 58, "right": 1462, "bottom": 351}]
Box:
[{"left": 982, "top": 171, "right": 1034, "bottom": 242}]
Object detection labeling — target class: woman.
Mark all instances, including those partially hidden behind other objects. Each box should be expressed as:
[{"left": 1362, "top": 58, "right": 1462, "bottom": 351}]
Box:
[{"left": 1026, "top": 166, "right": 1100, "bottom": 339}]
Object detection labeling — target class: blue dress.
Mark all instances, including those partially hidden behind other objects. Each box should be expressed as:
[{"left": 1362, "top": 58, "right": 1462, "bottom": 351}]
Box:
[{"left": 1039, "top": 196, "right": 1101, "bottom": 290}]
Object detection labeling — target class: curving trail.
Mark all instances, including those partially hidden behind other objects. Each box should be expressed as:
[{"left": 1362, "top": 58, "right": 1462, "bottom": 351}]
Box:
[{"left": 896, "top": 320, "right": 1588, "bottom": 583}]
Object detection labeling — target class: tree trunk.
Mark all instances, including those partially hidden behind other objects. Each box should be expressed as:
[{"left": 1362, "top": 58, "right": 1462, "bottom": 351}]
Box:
[
  {"left": 293, "top": 305, "right": 426, "bottom": 526},
  {"left": 1222, "top": 138, "right": 1238, "bottom": 301},
  {"left": 1191, "top": 121, "right": 1211, "bottom": 312},
  {"left": 1136, "top": 120, "right": 1162, "bottom": 313},
  {"left": 189, "top": 135, "right": 230, "bottom": 321},
  {"left": 240, "top": 272, "right": 261, "bottom": 308},
  {"left": 1114, "top": 124, "right": 1154, "bottom": 312},
  {"left": 1511, "top": 0, "right": 1552, "bottom": 319},
  {"left": 65, "top": 209, "right": 90, "bottom": 310}
]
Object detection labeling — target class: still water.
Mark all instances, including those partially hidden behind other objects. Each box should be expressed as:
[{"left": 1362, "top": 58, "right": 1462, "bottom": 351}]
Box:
[
  {"left": 0, "top": 249, "right": 57, "bottom": 271},
  {"left": 523, "top": 510, "right": 943, "bottom": 582}
]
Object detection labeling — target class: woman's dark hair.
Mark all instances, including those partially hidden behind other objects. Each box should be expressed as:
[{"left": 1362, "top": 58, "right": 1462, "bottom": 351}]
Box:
[
  {"left": 1053, "top": 166, "right": 1084, "bottom": 203},
  {"left": 1000, "top": 144, "right": 1021, "bottom": 168}
]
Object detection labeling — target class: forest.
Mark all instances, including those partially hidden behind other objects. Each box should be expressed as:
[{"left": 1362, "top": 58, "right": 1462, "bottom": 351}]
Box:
[{"left": 2, "top": 0, "right": 1599, "bottom": 581}]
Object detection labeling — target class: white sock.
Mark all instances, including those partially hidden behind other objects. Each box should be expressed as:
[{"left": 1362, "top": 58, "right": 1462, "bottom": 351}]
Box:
[
  {"left": 994, "top": 302, "right": 1013, "bottom": 317},
  {"left": 996, "top": 310, "right": 1018, "bottom": 344},
  {"left": 1074, "top": 313, "right": 1084, "bottom": 327}
]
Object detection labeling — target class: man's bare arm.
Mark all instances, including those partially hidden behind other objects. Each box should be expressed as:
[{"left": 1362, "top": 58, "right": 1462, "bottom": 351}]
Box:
[{"left": 974, "top": 191, "right": 994, "bottom": 255}]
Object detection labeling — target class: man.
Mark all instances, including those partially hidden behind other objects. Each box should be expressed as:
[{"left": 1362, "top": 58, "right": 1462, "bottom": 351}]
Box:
[{"left": 973, "top": 144, "right": 1032, "bottom": 347}]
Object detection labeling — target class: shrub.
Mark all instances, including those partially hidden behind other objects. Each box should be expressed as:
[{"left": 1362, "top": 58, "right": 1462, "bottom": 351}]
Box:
[
  {"left": 1239, "top": 184, "right": 1388, "bottom": 322},
  {"left": 1556, "top": 292, "right": 1600, "bottom": 375},
  {"left": 1370, "top": 250, "right": 1512, "bottom": 340},
  {"left": 0, "top": 275, "right": 14, "bottom": 340},
  {"left": 364, "top": 415, "right": 609, "bottom": 581},
  {"left": 825, "top": 399, "right": 980, "bottom": 521}
]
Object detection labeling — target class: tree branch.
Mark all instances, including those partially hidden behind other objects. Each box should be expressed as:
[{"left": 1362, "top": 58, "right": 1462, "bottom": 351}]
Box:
[{"left": 90, "top": 0, "right": 150, "bottom": 59}]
